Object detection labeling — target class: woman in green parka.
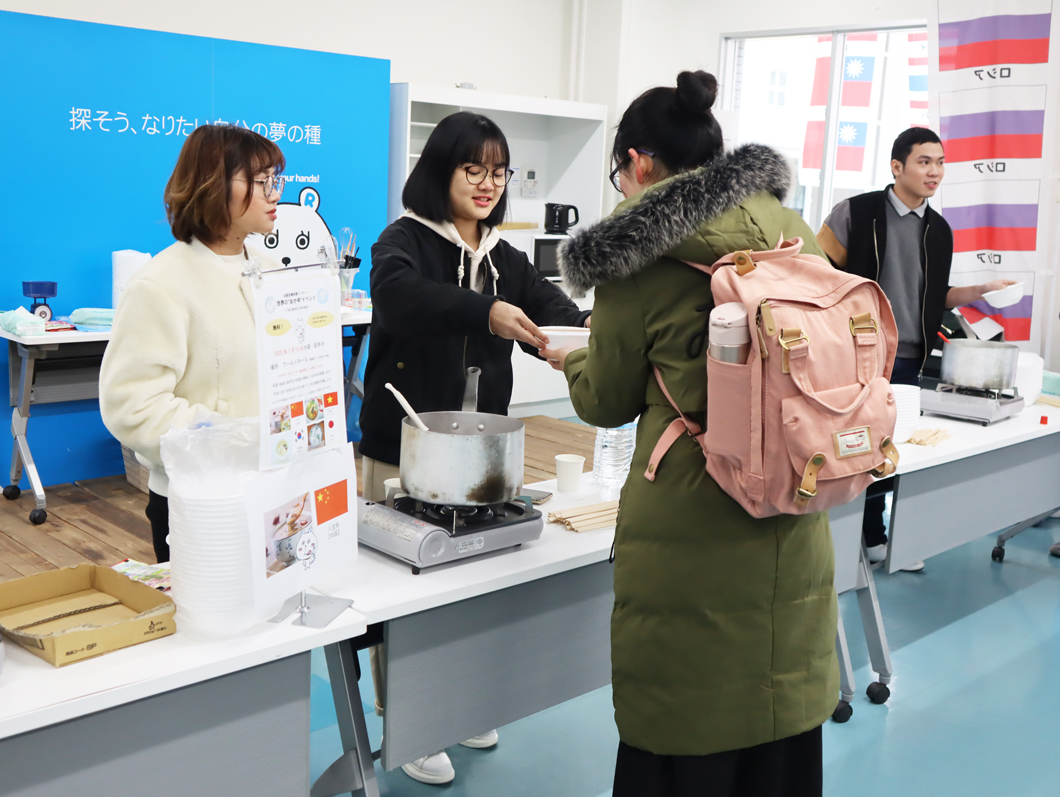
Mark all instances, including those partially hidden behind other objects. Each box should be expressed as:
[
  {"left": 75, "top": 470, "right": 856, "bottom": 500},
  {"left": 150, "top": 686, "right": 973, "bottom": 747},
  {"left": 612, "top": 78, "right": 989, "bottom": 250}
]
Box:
[{"left": 542, "top": 71, "right": 839, "bottom": 796}]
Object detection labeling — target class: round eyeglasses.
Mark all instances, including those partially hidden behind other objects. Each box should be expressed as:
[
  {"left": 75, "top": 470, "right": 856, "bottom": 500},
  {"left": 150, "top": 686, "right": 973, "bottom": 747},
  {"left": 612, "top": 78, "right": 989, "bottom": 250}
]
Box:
[
  {"left": 251, "top": 174, "right": 286, "bottom": 198},
  {"left": 462, "top": 165, "right": 515, "bottom": 187}
]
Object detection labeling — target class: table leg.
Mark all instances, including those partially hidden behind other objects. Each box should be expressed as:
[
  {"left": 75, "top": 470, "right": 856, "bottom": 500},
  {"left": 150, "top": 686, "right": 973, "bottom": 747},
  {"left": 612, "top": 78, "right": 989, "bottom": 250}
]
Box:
[
  {"left": 991, "top": 507, "right": 1060, "bottom": 562},
  {"left": 6, "top": 345, "right": 47, "bottom": 521},
  {"left": 855, "top": 544, "right": 893, "bottom": 703},
  {"left": 832, "top": 611, "right": 855, "bottom": 723},
  {"left": 313, "top": 640, "right": 379, "bottom": 797},
  {"left": 342, "top": 327, "right": 369, "bottom": 415}
]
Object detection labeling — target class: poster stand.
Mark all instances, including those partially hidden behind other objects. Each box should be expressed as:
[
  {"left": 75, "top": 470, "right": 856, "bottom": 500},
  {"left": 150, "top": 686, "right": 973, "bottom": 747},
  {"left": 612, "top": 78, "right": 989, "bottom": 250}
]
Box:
[{"left": 269, "top": 589, "right": 355, "bottom": 629}]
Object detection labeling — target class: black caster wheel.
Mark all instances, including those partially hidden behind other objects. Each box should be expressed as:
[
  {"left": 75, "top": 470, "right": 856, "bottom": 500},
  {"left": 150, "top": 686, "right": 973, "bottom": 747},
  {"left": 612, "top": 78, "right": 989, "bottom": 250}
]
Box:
[
  {"left": 866, "top": 681, "right": 890, "bottom": 704},
  {"left": 831, "top": 701, "right": 853, "bottom": 723},
  {"left": 29, "top": 508, "right": 47, "bottom": 525},
  {"left": 3, "top": 485, "right": 19, "bottom": 500},
  {"left": 992, "top": 546, "right": 1005, "bottom": 563}
]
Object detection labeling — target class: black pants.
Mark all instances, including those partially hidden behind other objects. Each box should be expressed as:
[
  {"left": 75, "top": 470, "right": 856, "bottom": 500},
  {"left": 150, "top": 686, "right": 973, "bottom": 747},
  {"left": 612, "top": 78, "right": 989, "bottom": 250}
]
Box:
[
  {"left": 863, "top": 356, "right": 921, "bottom": 547},
  {"left": 613, "top": 725, "right": 823, "bottom": 797},
  {"left": 145, "top": 490, "right": 170, "bottom": 564}
]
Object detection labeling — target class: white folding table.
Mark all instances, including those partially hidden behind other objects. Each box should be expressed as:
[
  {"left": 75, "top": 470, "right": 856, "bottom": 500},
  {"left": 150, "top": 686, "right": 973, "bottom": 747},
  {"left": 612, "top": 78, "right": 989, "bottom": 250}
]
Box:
[{"left": 1, "top": 308, "right": 371, "bottom": 525}]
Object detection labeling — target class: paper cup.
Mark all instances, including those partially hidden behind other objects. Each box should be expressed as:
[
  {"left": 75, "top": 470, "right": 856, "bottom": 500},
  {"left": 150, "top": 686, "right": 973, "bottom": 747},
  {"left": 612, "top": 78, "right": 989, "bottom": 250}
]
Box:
[{"left": 555, "top": 454, "right": 585, "bottom": 493}]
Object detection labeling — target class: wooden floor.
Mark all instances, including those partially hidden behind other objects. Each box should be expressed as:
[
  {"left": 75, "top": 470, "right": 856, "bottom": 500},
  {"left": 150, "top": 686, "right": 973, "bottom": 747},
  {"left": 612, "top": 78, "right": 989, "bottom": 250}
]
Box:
[{"left": 0, "top": 416, "right": 594, "bottom": 583}]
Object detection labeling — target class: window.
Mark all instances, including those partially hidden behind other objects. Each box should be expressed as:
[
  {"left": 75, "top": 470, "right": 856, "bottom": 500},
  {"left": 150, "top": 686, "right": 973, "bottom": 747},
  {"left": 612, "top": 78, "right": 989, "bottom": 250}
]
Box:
[{"left": 721, "top": 27, "right": 930, "bottom": 230}]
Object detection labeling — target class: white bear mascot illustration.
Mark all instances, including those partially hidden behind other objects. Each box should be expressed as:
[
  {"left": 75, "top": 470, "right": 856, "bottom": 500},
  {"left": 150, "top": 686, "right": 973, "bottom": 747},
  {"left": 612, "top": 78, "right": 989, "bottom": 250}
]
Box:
[{"left": 248, "top": 187, "right": 337, "bottom": 267}]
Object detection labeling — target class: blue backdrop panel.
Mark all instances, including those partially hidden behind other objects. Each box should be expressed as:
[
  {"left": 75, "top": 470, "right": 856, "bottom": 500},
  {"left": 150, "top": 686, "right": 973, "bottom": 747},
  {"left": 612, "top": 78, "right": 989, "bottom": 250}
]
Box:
[{"left": 0, "top": 11, "right": 388, "bottom": 487}]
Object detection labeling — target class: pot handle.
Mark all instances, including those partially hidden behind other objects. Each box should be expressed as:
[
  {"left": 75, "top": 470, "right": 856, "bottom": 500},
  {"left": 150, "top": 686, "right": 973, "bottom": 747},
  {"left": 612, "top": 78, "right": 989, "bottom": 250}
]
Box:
[{"left": 462, "top": 366, "right": 481, "bottom": 412}]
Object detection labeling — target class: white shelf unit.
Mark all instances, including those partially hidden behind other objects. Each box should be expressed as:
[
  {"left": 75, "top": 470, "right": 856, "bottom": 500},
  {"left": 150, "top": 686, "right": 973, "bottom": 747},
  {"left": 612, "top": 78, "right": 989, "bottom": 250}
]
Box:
[
  {"left": 388, "top": 84, "right": 608, "bottom": 229},
  {"left": 387, "top": 84, "right": 608, "bottom": 417}
]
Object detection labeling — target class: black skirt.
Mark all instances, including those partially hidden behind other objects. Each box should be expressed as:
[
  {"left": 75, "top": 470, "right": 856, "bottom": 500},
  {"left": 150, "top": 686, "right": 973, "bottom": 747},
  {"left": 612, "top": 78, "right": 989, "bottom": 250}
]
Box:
[{"left": 613, "top": 725, "right": 822, "bottom": 797}]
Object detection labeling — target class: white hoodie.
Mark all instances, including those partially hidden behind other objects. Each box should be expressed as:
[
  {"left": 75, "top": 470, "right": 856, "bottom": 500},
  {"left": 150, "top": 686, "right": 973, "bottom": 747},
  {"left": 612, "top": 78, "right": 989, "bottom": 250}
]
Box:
[{"left": 402, "top": 211, "right": 501, "bottom": 294}]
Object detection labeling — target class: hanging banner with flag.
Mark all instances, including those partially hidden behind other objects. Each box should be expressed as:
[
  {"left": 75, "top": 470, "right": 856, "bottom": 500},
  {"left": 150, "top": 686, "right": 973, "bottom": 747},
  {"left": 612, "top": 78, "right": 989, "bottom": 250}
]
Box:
[
  {"left": 908, "top": 32, "right": 931, "bottom": 126},
  {"left": 931, "top": 0, "right": 1058, "bottom": 348},
  {"left": 801, "top": 35, "right": 833, "bottom": 181},
  {"left": 939, "top": 0, "right": 1052, "bottom": 71}
]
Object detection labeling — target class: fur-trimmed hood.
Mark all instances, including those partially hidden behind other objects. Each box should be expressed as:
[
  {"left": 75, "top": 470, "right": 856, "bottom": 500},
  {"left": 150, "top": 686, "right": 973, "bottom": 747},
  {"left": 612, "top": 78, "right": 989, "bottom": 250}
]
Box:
[{"left": 559, "top": 144, "right": 791, "bottom": 296}]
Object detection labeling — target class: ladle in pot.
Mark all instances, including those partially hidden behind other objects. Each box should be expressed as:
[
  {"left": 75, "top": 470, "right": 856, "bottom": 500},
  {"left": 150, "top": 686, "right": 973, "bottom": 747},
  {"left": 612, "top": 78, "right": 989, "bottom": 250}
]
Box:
[{"left": 384, "top": 383, "right": 430, "bottom": 432}]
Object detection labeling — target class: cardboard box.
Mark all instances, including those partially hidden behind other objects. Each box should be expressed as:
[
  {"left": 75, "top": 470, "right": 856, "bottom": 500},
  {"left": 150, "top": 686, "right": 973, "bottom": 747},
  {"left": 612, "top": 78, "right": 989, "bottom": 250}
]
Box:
[{"left": 0, "top": 564, "right": 176, "bottom": 667}]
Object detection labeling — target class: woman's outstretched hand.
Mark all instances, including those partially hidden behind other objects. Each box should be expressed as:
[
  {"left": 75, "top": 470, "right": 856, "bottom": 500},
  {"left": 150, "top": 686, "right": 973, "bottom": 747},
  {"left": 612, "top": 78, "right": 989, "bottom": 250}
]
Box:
[{"left": 489, "top": 301, "right": 548, "bottom": 349}]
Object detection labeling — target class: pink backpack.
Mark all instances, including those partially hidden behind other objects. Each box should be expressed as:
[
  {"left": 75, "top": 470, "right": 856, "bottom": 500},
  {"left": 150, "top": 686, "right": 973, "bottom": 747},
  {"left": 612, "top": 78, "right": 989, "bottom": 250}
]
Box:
[{"left": 647, "top": 238, "right": 901, "bottom": 518}]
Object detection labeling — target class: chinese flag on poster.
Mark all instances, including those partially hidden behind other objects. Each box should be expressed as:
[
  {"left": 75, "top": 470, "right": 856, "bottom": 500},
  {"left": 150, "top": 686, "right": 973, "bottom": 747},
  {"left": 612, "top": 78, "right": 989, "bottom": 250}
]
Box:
[
  {"left": 315, "top": 480, "right": 349, "bottom": 524},
  {"left": 324, "top": 391, "right": 340, "bottom": 409},
  {"left": 291, "top": 401, "right": 304, "bottom": 418}
]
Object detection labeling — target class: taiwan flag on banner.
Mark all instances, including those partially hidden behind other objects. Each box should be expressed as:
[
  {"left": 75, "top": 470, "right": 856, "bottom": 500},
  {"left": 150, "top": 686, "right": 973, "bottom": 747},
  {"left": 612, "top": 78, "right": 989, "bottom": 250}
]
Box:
[
  {"left": 942, "top": 180, "right": 1040, "bottom": 253},
  {"left": 938, "top": 0, "right": 1051, "bottom": 71},
  {"left": 939, "top": 85, "right": 1046, "bottom": 162},
  {"left": 961, "top": 296, "right": 1032, "bottom": 340},
  {"left": 840, "top": 54, "right": 875, "bottom": 106},
  {"left": 835, "top": 122, "right": 867, "bottom": 171},
  {"left": 314, "top": 479, "right": 349, "bottom": 524}
]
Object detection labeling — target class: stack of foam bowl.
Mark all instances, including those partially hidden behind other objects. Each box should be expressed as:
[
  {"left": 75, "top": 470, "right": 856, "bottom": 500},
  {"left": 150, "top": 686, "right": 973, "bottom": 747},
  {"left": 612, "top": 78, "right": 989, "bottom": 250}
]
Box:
[
  {"left": 168, "top": 491, "right": 257, "bottom": 640},
  {"left": 112, "top": 250, "right": 151, "bottom": 309},
  {"left": 891, "top": 384, "right": 922, "bottom": 444},
  {"left": 1015, "top": 352, "right": 1045, "bottom": 406}
]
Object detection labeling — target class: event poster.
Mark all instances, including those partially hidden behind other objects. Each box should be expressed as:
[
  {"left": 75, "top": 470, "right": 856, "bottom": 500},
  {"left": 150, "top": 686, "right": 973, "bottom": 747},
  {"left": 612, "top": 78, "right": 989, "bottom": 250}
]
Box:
[
  {"left": 245, "top": 444, "right": 358, "bottom": 613},
  {"left": 929, "top": 0, "right": 1059, "bottom": 352},
  {"left": 253, "top": 265, "right": 347, "bottom": 469}
]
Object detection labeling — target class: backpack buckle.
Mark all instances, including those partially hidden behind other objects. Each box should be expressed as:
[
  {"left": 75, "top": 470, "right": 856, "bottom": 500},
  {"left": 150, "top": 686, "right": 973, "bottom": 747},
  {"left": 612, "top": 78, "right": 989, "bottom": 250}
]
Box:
[
  {"left": 779, "top": 328, "right": 809, "bottom": 373},
  {"left": 849, "top": 313, "right": 877, "bottom": 336},
  {"left": 732, "top": 250, "right": 756, "bottom": 275}
]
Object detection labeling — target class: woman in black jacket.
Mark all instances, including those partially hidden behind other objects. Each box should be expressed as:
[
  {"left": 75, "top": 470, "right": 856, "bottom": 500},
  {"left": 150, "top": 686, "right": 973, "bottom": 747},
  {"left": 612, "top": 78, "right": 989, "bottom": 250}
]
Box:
[
  {"left": 358, "top": 111, "right": 589, "bottom": 785},
  {"left": 360, "top": 111, "right": 588, "bottom": 478}
]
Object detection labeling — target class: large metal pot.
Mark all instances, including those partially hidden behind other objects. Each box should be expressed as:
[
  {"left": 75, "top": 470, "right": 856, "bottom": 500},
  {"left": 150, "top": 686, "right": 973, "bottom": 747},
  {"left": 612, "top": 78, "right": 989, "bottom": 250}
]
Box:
[
  {"left": 940, "top": 339, "right": 1019, "bottom": 391},
  {"left": 399, "top": 412, "right": 524, "bottom": 505}
]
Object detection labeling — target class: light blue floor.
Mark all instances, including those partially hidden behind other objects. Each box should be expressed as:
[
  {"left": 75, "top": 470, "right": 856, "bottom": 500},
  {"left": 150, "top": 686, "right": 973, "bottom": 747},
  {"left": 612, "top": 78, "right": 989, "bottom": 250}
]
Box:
[{"left": 310, "top": 517, "right": 1060, "bottom": 796}]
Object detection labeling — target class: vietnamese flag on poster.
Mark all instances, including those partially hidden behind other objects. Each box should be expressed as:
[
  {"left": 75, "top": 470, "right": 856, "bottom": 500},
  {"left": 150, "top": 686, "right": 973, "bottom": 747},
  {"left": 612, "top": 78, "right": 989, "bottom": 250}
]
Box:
[
  {"left": 315, "top": 480, "right": 349, "bottom": 524},
  {"left": 324, "top": 391, "right": 340, "bottom": 409}
]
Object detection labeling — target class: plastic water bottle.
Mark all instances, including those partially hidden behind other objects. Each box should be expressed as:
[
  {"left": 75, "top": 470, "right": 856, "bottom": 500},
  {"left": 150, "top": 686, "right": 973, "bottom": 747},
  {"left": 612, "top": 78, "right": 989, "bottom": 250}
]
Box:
[{"left": 593, "top": 420, "right": 638, "bottom": 496}]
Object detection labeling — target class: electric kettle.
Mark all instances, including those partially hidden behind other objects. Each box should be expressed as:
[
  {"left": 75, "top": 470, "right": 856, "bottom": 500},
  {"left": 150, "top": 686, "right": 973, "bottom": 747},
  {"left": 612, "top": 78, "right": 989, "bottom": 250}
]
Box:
[{"left": 544, "top": 204, "right": 579, "bottom": 234}]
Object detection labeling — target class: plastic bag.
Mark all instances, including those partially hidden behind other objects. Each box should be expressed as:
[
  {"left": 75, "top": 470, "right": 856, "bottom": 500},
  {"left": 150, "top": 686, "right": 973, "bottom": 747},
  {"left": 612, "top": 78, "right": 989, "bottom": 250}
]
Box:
[
  {"left": 0, "top": 307, "right": 45, "bottom": 336},
  {"left": 70, "top": 307, "right": 115, "bottom": 326},
  {"left": 159, "top": 415, "right": 260, "bottom": 499}
]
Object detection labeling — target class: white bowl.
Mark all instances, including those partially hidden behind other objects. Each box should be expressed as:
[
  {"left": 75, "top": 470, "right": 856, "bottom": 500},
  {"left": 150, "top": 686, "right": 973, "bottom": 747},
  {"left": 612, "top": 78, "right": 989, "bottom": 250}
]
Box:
[
  {"left": 981, "top": 282, "right": 1024, "bottom": 309},
  {"left": 540, "top": 326, "right": 590, "bottom": 351}
]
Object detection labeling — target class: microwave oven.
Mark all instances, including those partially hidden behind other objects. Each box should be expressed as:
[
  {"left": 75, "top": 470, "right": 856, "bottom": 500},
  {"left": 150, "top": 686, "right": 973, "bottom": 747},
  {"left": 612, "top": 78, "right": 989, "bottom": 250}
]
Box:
[{"left": 498, "top": 231, "right": 569, "bottom": 280}]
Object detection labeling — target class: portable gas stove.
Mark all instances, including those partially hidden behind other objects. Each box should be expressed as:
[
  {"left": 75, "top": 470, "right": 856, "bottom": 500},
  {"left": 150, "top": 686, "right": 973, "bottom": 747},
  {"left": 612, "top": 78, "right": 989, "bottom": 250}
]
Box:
[
  {"left": 357, "top": 496, "right": 543, "bottom": 574},
  {"left": 920, "top": 383, "right": 1025, "bottom": 426}
]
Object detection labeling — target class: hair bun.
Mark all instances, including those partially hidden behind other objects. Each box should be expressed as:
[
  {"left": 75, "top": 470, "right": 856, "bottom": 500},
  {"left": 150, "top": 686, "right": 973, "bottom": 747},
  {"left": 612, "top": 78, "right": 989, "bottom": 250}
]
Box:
[{"left": 674, "top": 70, "right": 717, "bottom": 120}]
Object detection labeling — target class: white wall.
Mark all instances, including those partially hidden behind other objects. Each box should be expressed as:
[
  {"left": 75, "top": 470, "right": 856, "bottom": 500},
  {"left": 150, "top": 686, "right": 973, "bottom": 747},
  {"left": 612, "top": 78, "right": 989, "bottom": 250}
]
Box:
[{"left": 0, "top": 0, "right": 574, "bottom": 99}]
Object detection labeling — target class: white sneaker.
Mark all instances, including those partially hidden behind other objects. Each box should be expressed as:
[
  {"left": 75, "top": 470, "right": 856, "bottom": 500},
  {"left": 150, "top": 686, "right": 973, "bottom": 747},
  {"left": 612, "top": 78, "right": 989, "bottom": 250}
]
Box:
[
  {"left": 901, "top": 560, "right": 925, "bottom": 572},
  {"left": 459, "top": 729, "right": 499, "bottom": 749},
  {"left": 866, "top": 544, "right": 887, "bottom": 563},
  {"left": 401, "top": 751, "right": 455, "bottom": 785}
]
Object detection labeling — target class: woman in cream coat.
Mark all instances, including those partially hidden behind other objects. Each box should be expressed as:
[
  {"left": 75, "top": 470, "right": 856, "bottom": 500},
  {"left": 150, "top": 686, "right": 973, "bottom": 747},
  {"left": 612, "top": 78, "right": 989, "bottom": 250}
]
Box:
[{"left": 100, "top": 125, "right": 285, "bottom": 563}]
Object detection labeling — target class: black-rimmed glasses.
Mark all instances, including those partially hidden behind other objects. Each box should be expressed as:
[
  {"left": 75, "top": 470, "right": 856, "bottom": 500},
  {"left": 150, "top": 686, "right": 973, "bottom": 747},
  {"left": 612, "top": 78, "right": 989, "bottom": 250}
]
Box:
[
  {"left": 463, "top": 165, "right": 515, "bottom": 187},
  {"left": 609, "top": 149, "right": 655, "bottom": 192}
]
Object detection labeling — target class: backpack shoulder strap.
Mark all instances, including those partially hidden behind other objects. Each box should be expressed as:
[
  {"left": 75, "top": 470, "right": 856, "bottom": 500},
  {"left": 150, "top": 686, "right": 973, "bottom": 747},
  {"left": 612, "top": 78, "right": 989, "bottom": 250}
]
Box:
[{"left": 644, "top": 366, "right": 705, "bottom": 482}]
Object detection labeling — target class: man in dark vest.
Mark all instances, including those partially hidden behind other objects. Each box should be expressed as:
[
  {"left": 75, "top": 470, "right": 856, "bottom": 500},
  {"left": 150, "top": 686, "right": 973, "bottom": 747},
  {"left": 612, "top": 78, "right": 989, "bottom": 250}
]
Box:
[{"left": 817, "top": 127, "right": 1014, "bottom": 571}]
